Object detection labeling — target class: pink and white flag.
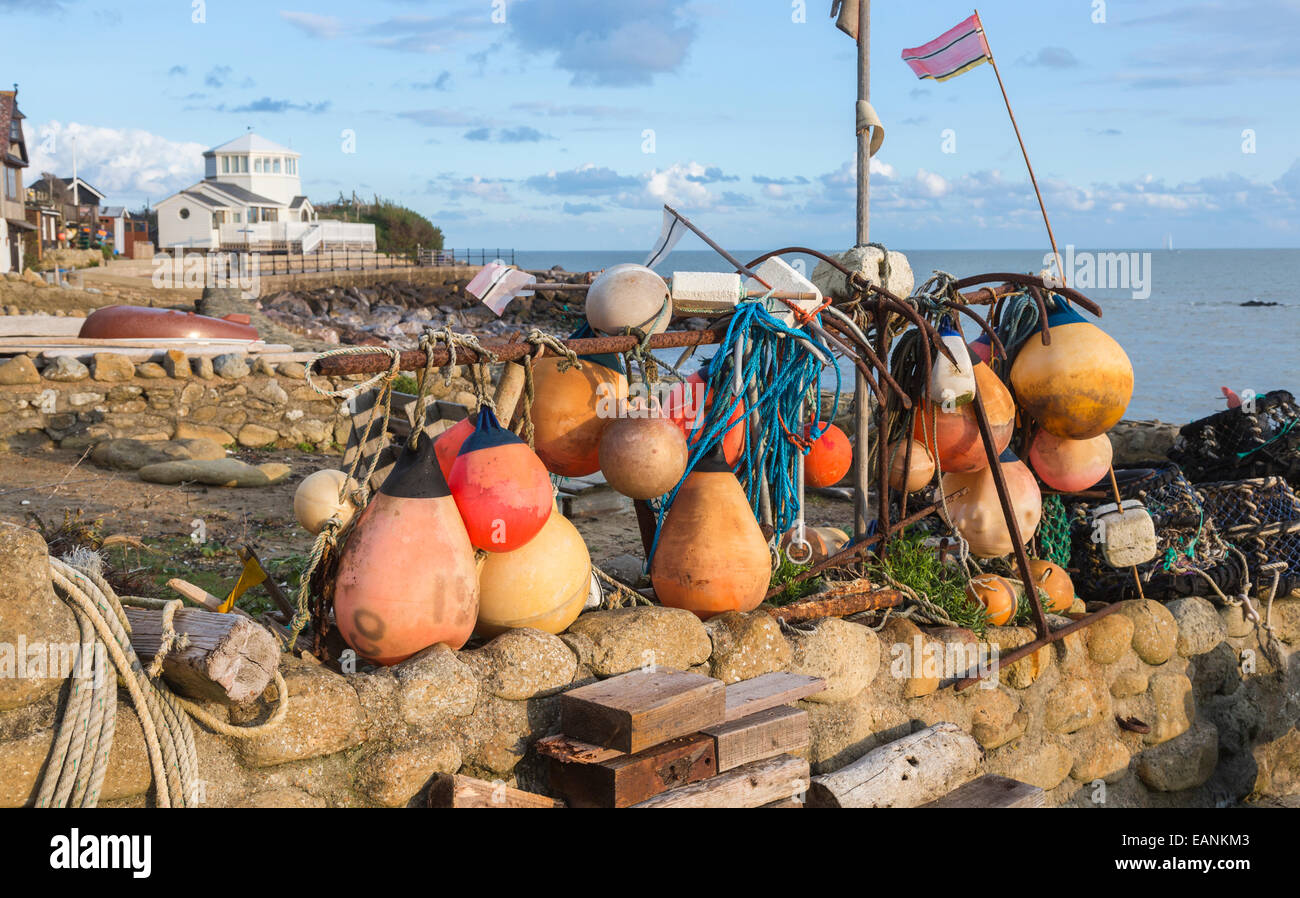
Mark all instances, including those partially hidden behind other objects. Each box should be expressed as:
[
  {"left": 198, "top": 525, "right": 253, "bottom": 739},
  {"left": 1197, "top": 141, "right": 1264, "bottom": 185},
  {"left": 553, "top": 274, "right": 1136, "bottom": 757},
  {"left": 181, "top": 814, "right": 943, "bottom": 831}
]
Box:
[
  {"left": 901, "top": 13, "right": 992, "bottom": 82},
  {"left": 467, "top": 262, "right": 536, "bottom": 317}
]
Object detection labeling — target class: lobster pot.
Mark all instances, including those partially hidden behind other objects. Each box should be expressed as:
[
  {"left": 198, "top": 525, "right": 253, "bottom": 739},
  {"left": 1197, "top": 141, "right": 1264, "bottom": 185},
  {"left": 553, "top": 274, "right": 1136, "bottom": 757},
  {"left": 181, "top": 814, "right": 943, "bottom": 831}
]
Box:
[
  {"left": 476, "top": 507, "right": 591, "bottom": 637},
  {"left": 447, "top": 407, "right": 552, "bottom": 552},
  {"left": 912, "top": 361, "right": 1015, "bottom": 474},
  {"left": 531, "top": 357, "right": 628, "bottom": 477},
  {"left": 334, "top": 438, "right": 479, "bottom": 664},
  {"left": 650, "top": 446, "right": 771, "bottom": 619},
  {"left": 1010, "top": 300, "right": 1133, "bottom": 440},
  {"left": 1169, "top": 389, "right": 1300, "bottom": 484},
  {"left": 1197, "top": 476, "right": 1300, "bottom": 597}
]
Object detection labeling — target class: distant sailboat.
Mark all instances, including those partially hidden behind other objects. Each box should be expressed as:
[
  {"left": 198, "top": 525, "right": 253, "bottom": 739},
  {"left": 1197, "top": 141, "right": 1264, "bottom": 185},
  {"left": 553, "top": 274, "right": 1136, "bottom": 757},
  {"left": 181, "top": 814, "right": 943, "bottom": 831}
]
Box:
[{"left": 1164, "top": 233, "right": 1174, "bottom": 251}]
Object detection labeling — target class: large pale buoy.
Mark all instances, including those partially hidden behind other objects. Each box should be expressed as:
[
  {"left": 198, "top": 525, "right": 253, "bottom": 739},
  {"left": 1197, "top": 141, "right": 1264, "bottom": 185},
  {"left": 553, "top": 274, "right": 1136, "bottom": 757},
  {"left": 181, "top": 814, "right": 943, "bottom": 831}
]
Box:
[
  {"left": 966, "top": 574, "right": 1017, "bottom": 626},
  {"left": 803, "top": 423, "right": 852, "bottom": 488},
  {"left": 929, "top": 319, "right": 976, "bottom": 408},
  {"left": 912, "top": 361, "right": 1014, "bottom": 473},
  {"left": 447, "top": 407, "right": 552, "bottom": 552},
  {"left": 887, "top": 440, "right": 935, "bottom": 493},
  {"left": 294, "top": 469, "right": 356, "bottom": 535},
  {"left": 598, "top": 412, "right": 689, "bottom": 500},
  {"left": 334, "top": 438, "right": 479, "bottom": 664},
  {"left": 531, "top": 357, "right": 628, "bottom": 477},
  {"left": 585, "top": 264, "right": 670, "bottom": 336},
  {"left": 434, "top": 417, "right": 475, "bottom": 481},
  {"left": 781, "top": 525, "right": 848, "bottom": 564},
  {"left": 1028, "top": 429, "right": 1113, "bottom": 493},
  {"left": 476, "top": 506, "right": 591, "bottom": 636},
  {"left": 941, "top": 448, "right": 1042, "bottom": 558},
  {"left": 651, "top": 445, "right": 770, "bottom": 619},
  {"left": 1010, "top": 300, "right": 1133, "bottom": 439},
  {"left": 1027, "top": 559, "right": 1074, "bottom": 613},
  {"left": 664, "top": 371, "right": 745, "bottom": 465}
]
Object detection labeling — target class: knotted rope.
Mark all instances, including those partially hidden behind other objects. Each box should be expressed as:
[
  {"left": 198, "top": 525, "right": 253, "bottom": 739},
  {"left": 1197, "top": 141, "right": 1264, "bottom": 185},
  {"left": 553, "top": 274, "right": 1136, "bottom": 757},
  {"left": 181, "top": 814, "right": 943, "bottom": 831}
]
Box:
[{"left": 516, "top": 328, "right": 583, "bottom": 448}]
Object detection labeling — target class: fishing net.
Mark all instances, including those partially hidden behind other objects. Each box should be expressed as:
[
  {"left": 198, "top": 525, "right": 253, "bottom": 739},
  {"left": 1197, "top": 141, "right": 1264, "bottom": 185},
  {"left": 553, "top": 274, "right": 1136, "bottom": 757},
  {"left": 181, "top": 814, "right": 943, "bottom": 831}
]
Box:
[
  {"left": 1196, "top": 477, "right": 1300, "bottom": 596},
  {"left": 1169, "top": 389, "right": 1300, "bottom": 484}
]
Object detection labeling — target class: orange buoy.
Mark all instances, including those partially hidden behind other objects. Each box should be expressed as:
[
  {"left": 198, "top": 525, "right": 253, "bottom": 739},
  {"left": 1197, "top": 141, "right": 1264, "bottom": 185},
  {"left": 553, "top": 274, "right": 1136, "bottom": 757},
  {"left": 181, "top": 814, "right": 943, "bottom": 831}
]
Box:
[
  {"left": 941, "top": 448, "right": 1042, "bottom": 558},
  {"left": 887, "top": 440, "right": 935, "bottom": 493},
  {"left": 912, "top": 361, "right": 1014, "bottom": 474},
  {"left": 1028, "top": 429, "right": 1113, "bottom": 493},
  {"left": 1027, "top": 559, "right": 1074, "bottom": 613},
  {"left": 1010, "top": 301, "right": 1133, "bottom": 439},
  {"left": 803, "top": 423, "right": 852, "bottom": 488},
  {"left": 334, "top": 438, "right": 479, "bottom": 664},
  {"left": 447, "top": 407, "right": 552, "bottom": 552},
  {"left": 531, "top": 357, "right": 628, "bottom": 477},
  {"left": 433, "top": 417, "right": 475, "bottom": 481},
  {"left": 664, "top": 371, "right": 746, "bottom": 465},
  {"left": 650, "top": 445, "right": 770, "bottom": 619},
  {"left": 598, "top": 411, "right": 689, "bottom": 500},
  {"left": 476, "top": 504, "right": 591, "bottom": 636},
  {"left": 966, "top": 574, "right": 1018, "bottom": 626}
]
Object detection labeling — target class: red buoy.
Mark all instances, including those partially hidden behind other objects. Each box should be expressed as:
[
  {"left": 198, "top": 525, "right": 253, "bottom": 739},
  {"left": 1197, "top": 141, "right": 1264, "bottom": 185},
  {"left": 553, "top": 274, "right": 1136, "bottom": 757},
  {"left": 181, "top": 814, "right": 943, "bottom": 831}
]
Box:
[
  {"left": 434, "top": 417, "right": 475, "bottom": 481},
  {"left": 803, "top": 422, "right": 852, "bottom": 488},
  {"left": 664, "top": 371, "right": 746, "bottom": 465},
  {"left": 447, "top": 407, "right": 553, "bottom": 552}
]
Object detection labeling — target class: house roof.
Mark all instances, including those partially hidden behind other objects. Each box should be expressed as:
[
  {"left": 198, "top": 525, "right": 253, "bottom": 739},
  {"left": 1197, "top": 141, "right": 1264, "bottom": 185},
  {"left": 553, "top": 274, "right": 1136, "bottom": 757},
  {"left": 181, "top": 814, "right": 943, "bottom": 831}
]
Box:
[
  {"left": 29, "top": 176, "right": 106, "bottom": 203},
  {"left": 200, "top": 180, "right": 282, "bottom": 206},
  {"left": 99, "top": 206, "right": 127, "bottom": 218},
  {"left": 176, "top": 190, "right": 226, "bottom": 210},
  {"left": 204, "top": 133, "right": 299, "bottom": 157},
  {"left": 1, "top": 90, "right": 30, "bottom": 168},
  {"left": 289, "top": 195, "right": 310, "bottom": 209}
]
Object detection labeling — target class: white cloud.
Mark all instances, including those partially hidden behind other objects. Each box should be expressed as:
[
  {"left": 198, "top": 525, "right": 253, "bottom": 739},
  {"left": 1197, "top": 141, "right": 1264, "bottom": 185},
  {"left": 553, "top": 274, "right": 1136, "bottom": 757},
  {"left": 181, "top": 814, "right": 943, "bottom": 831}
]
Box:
[
  {"left": 280, "top": 11, "right": 344, "bottom": 39},
  {"left": 27, "top": 122, "right": 205, "bottom": 203}
]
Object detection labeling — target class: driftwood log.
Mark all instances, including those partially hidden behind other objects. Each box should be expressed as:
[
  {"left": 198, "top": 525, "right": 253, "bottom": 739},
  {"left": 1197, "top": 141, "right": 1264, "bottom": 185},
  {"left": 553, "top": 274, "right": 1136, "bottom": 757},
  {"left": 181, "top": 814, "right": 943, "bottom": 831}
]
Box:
[
  {"left": 122, "top": 606, "right": 279, "bottom": 705},
  {"left": 806, "top": 722, "right": 983, "bottom": 808}
]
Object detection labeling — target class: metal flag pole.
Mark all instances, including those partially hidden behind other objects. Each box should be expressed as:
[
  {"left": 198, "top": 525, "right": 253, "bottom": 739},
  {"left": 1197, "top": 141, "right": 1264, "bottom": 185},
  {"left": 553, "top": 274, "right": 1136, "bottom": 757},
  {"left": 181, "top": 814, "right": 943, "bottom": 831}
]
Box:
[
  {"left": 976, "top": 9, "right": 1065, "bottom": 280},
  {"left": 853, "top": 0, "right": 872, "bottom": 540}
]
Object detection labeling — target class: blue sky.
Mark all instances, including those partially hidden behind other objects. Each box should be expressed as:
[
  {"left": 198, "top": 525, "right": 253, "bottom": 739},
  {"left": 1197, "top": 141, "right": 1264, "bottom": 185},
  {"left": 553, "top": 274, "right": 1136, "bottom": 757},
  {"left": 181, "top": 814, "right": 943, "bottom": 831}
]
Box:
[{"left": 4, "top": 0, "right": 1298, "bottom": 250}]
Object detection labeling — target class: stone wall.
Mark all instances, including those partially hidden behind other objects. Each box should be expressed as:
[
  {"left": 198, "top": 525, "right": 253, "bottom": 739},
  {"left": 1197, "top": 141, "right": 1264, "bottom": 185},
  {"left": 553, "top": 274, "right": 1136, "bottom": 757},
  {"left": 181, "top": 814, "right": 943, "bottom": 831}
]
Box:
[{"left": 1, "top": 523, "right": 1296, "bottom": 807}]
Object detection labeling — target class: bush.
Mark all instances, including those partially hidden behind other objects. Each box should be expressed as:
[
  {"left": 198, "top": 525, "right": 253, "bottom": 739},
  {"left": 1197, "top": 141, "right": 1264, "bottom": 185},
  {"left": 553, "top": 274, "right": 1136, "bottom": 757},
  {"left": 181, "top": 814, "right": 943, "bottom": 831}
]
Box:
[{"left": 316, "top": 194, "right": 444, "bottom": 256}]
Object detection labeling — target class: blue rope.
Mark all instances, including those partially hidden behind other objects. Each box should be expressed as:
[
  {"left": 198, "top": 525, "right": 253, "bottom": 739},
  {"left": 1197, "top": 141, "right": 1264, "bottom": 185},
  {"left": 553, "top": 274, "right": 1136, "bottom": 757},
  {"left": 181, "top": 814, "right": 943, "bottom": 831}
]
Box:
[{"left": 646, "top": 300, "right": 841, "bottom": 567}]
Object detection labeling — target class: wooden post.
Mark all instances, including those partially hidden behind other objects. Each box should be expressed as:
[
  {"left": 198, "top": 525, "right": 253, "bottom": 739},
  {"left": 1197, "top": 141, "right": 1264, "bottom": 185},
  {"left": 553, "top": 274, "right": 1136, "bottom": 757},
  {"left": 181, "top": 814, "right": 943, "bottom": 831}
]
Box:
[
  {"left": 806, "top": 722, "right": 982, "bottom": 808},
  {"left": 852, "top": 0, "right": 873, "bottom": 541}
]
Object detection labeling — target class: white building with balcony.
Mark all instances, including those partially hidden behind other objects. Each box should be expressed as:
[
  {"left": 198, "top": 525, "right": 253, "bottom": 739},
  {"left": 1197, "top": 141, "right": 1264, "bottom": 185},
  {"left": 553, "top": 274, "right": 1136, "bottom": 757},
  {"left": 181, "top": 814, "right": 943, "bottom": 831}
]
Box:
[{"left": 154, "top": 134, "right": 375, "bottom": 252}]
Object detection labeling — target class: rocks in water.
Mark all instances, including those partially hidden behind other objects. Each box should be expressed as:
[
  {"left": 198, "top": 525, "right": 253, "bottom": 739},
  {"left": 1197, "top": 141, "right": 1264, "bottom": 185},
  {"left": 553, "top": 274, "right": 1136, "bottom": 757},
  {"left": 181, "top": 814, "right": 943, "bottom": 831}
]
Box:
[
  {"left": 211, "top": 353, "right": 250, "bottom": 379},
  {"left": 137, "top": 457, "right": 291, "bottom": 487},
  {"left": 41, "top": 356, "right": 90, "bottom": 382},
  {"left": 91, "top": 352, "right": 135, "bottom": 382},
  {"left": 91, "top": 437, "right": 225, "bottom": 470},
  {"left": 0, "top": 355, "right": 40, "bottom": 385}
]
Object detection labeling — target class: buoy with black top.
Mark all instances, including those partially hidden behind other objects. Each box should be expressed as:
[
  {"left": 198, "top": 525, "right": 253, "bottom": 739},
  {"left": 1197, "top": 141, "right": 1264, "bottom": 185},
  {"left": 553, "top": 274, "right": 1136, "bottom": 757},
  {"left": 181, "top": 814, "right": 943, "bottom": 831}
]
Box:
[
  {"left": 803, "top": 422, "right": 852, "bottom": 488},
  {"left": 447, "top": 406, "right": 552, "bottom": 552},
  {"left": 1027, "top": 429, "right": 1113, "bottom": 493},
  {"left": 912, "top": 360, "right": 1014, "bottom": 474},
  {"left": 598, "top": 407, "right": 689, "bottom": 500},
  {"left": 334, "top": 437, "right": 479, "bottom": 665},
  {"left": 294, "top": 469, "right": 356, "bottom": 535},
  {"left": 585, "top": 263, "right": 671, "bottom": 337},
  {"left": 531, "top": 357, "right": 628, "bottom": 477},
  {"left": 1010, "top": 299, "right": 1133, "bottom": 439},
  {"left": 650, "top": 443, "right": 770, "bottom": 619},
  {"left": 941, "top": 447, "right": 1042, "bottom": 558},
  {"left": 476, "top": 499, "right": 591, "bottom": 636}
]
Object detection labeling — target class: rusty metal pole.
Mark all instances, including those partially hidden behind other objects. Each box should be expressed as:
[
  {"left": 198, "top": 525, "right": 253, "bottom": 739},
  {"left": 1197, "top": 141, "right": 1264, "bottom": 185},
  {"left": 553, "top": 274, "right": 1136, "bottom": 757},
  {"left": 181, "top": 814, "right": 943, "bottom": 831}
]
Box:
[{"left": 852, "top": 0, "right": 873, "bottom": 541}]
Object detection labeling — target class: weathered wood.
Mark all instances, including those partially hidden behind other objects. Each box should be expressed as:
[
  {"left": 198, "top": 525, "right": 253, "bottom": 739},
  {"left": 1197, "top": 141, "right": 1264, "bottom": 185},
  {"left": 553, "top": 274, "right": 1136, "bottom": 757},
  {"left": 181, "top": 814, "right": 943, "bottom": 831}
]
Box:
[
  {"left": 760, "top": 797, "right": 805, "bottom": 808},
  {"left": 493, "top": 361, "right": 527, "bottom": 429},
  {"left": 549, "top": 733, "right": 717, "bottom": 808},
  {"left": 165, "top": 577, "right": 254, "bottom": 620},
  {"left": 807, "top": 722, "right": 983, "bottom": 808},
  {"left": 559, "top": 666, "right": 725, "bottom": 753},
  {"left": 766, "top": 587, "right": 903, "bottom": 623},
  {"left": 701, "top": 705, "right": 809, "bottom": 772},
  {"left": 122, "top": 605, "right": 279, "bottom": 705},
  {"left": 632, "top": 754, "right": 810, "bottom": 808},
  {"left": 0, "top": 316, "right": 84, "bottom": 337},
  {"left": 427, "top": 774, "right": 562, "bottom": 808},
  {"left": 534, "top": 734, "right": 624, "bottom": 765},
  {"left": 921, "top": 773, "right": 1044, "bottom": 808},
  {"left": 723, "top": 672, "right": 826, "bottom": 722}
]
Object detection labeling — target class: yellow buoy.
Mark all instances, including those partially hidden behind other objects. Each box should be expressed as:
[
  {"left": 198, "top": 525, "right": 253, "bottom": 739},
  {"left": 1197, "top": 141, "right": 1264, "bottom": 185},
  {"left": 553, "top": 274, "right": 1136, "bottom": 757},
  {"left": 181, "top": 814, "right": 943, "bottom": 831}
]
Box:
[
  {"left": 476, "top": 507, "right": 592, "bottom": 637},
  {"left": 294, "top": 469, "right": 356, "bottom": 535},
  {"left": 531, "top": 357, "right": 628, "bottom": 477}
]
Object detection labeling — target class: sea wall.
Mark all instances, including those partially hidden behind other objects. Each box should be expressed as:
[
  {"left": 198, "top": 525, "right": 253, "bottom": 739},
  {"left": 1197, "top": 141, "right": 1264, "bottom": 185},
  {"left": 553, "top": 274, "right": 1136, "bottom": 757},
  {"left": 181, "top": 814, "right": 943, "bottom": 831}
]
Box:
[{"left": 1, "top": 521, "right": 1296, "bottom": 807}]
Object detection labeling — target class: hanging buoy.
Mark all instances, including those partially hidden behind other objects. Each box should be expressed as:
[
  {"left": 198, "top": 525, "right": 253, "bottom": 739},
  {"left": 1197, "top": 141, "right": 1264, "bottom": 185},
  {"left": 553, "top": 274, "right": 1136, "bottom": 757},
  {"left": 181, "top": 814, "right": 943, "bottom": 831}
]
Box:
[
  {"left": 334, "top": 438, "right": 479, "bottom": 664},
  {"left": 887, "top": 440, "right": 935, "bottom": 493},
  {"left": 1028, "top": 430, "right": 1112, "bottom": 493},
  {"left": 941, "top": 448, "right": 1042, "bottom": 558},
  {"left": 966, "top": 574, "right": 1017, "bottom": 626},
  {"left": 434, "top": 417, "right": 475, "bottom": 481},
  {"left": 912, "top": 360, "right": 1014, "bottom": 473},
  {"left": 968, "top": 332, "right": 993, "bottom": 365},
  {"left": 531, "top": 357, "right": 628, "bottom": 477},
  {"left": 447, "top": 407, "right": 552, "bottom": 552},
  {"left": 664, "top": 371, "right": 745, "bottom": 465},
  {"left": 780, "top": 525, "right": 848, "bottom": 564},
  {"left": 929, "top": 318, "right": 976, "bottom": 408},
  {"left": 1010, "top": 300, "right": 1133, "bottom": 439},
  {"left": 585, "top": 263, "right": 670, "bottom": 336},
  {"left": 1027, "top": 559, "right": 1074, "bottom": 613},
  {"left": 651, "top": 445, "right": 770, "bottom": 619},
  {"left": 598, "top": 411, "right": 689, "bottom": 500},
  {"left": 476, "top": 504, "right": 591, "bottom": 636},
  {"left": 294, "top": 469, "right": 356, "bottom": 535},
  {"left": 803, "top": 423, "right": 852, "bottom": 488}
]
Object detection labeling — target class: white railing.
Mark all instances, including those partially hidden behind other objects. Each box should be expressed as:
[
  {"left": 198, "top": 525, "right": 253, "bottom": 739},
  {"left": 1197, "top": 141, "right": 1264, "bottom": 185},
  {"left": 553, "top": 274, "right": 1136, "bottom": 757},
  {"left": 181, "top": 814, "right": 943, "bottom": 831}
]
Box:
[{"left": 217, "top": 220, "right": 375, "bottom": 250}]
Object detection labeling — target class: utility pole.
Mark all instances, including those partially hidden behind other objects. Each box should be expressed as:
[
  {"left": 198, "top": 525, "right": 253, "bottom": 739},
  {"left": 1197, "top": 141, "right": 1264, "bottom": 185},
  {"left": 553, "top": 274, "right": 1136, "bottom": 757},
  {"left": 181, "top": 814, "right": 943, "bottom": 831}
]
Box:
[{"left": 852, "top": 0, "right": 872, "bottom": 539}]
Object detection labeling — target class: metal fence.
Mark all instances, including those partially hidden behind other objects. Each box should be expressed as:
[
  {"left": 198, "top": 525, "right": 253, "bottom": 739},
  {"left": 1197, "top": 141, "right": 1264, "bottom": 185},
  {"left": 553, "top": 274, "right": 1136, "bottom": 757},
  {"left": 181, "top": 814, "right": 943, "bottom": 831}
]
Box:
[{"left": 231, "top": 247, "right": 514, "bottom": 276}]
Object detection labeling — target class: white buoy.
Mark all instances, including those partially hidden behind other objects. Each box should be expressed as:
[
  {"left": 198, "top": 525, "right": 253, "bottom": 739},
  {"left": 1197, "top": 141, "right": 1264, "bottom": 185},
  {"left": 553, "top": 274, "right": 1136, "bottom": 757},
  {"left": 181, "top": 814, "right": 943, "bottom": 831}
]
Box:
[
  {"left": 585, "top": 263, "right": 670, "bottom": 336},
  {"left": 294, "top": 469, "right": 356, "bottom": 535},
  {"left": 743, "top": 257, "right": 823, "bottom": 327},
  {"left": 928, "top": 318, "right": 976, "bottom": 408}
]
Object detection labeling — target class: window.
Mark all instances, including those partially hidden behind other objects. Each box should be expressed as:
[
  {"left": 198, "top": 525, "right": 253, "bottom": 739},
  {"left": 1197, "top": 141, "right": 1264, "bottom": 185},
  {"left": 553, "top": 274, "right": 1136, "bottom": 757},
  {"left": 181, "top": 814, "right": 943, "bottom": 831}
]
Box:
[
  {"left": 221, "top": 155, "right": 230, "bottom": 174},
  {"left": 254, "top": 157, "right": 262, "bottom": 173},
  {"left": 233, "top": 212, "right": 241, "bottom": 223},
  {"left": 3, "top": 167, "right": 16, "bottom": 199},
  {"left": 272, "top": 157, "right": 281, "bottom": 174},
  {"left": 178, "top": 206, "right": 190, "bottom": 220}
]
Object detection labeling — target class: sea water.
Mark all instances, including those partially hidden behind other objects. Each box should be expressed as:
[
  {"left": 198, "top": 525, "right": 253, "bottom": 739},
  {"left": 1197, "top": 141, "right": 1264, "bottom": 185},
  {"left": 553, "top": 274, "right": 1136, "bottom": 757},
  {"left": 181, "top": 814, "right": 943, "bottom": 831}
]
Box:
[{"left": 513, "top": 248, "right": 1300, "bottom": 425}]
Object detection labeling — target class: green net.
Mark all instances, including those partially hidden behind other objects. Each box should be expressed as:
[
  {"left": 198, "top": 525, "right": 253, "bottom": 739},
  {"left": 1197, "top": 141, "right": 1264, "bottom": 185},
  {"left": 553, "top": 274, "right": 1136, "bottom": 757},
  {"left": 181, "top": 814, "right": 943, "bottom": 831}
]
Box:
[{"left": 1038, "top": 493, "right": 1072, "bottom": 568}]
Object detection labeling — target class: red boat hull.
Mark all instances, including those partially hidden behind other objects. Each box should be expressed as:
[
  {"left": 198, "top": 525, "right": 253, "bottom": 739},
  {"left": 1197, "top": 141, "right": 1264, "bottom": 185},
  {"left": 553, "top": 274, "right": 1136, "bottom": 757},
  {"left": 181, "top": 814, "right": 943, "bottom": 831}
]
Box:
[{"left": 79, "top": 305, "right": 259, "bottom": 341}]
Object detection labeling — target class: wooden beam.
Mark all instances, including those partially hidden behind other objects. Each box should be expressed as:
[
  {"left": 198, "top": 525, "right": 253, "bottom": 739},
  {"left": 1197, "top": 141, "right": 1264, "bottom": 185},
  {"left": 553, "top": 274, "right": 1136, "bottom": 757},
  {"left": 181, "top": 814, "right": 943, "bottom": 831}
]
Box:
[
  {"left": 806, "top": 722, "right": 983, "bottom": 808},
  {"left": 534, "top": 734, "right": 624, "bottom": 765},
  {"left": 426, "top": 775, "right": 562, "bottom": 808},
  {"left": 701, "top": 705, "right": 809, "bottom": 772},
  {"left": 548, "top": 733, "right": 717, "bottom": 808},
  {"left": 921, "top": 774, "right": 1044, "bottom": 808},
  {"left": 631, "top": 754, "right": 810, "bottom": 808},
  {"left": 723, "top": 672, "right": 825, "bottom": 722},
  {"left": 559, "top": 666, "right": 725, "bottom": 754}
]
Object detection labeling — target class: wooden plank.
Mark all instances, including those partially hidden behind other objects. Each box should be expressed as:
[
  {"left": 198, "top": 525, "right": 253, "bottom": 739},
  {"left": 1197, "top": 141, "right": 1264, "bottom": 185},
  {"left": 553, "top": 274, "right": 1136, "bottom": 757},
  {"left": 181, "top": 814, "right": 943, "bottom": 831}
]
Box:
[
  {"left": 0, "top": 316, "right": 84, "bottom": 337},
  {"left": 723, "top": 672, "right": 826, "bottom": 722},
  {"left": 921, "top": 774, "right": 1044, "bottom": 809},
  {"left": 559, "top": 487, "right": 631, "bottom": 519},
  {"left": 631, "top": 754, "right": 810, "bottom": 808},
  {"left": 1, "top": 336, "right": 263, "bottom": 347},
  {"left": 426, "top": 774, "right": 562, "bottom": 808},
  {"left": 701, "top": 705, "right": 809, "bottom": 772},
  {"left": 534, "top": 734, "right": 624, "bottom": 765},
  {"left": 549, "top": 733, "right": 717, "bottom": 808},
  {"left": 559, "top": 666, "right": 725, "bottom": 754}
]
